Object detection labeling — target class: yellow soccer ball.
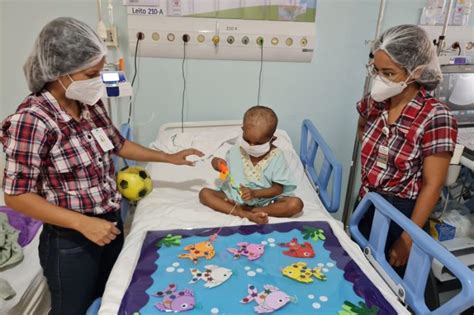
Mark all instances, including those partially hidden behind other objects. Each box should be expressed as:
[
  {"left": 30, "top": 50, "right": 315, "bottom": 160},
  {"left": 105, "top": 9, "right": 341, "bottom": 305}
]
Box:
[{"left": 117, "top": 166, "right": 153, "bottom": 201}]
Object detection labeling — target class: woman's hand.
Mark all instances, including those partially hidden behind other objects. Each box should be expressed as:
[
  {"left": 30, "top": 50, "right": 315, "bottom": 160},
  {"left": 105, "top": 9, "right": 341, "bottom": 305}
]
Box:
[
  {"left": 77, "top": 216, "right": 121, "bottom": 246},
  {"left": 212, "top": 157, "right": 227, "bottom": 171},
  {"left": 168, "top": 149, "right": 204, "bottom": 166},
  {"left": 240, "top": 185, "right": 255, "bottom": 201},
  {"left": 389, "top": 232, "right": 413, "bottom": 267},
  {"left": 387, "top": 152, "right": 451, "bottom": 267}
]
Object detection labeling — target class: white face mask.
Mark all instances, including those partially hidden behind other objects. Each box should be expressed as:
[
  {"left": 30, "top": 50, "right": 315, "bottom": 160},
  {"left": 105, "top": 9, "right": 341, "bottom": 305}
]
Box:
[
  {"left": 60, "top": 75, "right": 105, "bottom": 105},
  {"left": 370, "top": 75, "right": 410, "bottom": 102},
  {"left": 240, "top": 136, "right": 272, "bottom": 158}
]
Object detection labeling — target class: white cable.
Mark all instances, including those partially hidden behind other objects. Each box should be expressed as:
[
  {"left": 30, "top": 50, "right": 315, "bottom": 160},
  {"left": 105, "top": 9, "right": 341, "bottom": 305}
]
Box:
[
  {"left": 108, "top": 0, "right": 114, "bottom": 26},
  {"left": 132, "top": 112, "right": 156, "bottom": 127},
  {"left": 96, "top": 0, "right": 103, "bottom": 21},
  {"left": 96, "top": 0, "right": 107, "bottom": 40}
]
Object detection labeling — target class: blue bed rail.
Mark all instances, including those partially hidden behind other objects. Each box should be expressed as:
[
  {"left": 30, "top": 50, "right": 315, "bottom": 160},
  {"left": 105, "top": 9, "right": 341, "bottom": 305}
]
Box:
[
  {"left": 300, "top": 119, "right": 342, "bottom": 212},
  {"left": 86, "top": 297, "right": 102, "bottom": 315},
  {"left": 350, "top": 192, "right": 474, "bottom": 314}
]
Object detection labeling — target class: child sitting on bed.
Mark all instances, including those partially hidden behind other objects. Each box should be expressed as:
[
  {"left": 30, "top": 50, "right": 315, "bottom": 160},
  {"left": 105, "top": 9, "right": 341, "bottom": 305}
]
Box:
[{"left": 199, "top": 106, "right": 303, "bottom": 224}]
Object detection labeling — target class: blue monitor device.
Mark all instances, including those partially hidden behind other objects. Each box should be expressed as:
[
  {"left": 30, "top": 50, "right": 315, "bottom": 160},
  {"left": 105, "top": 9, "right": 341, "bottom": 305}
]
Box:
[{"left": 101, "top": 71, "right": 128, "bottom": 97}]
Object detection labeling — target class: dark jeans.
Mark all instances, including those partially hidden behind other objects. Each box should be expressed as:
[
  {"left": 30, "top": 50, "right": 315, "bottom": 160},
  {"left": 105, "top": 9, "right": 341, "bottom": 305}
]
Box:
[
  {"left": 38, "top": 211, "right": 124, "bottom": 315},
  {"left": 355, "top": 193, "right": 439, "bottom": 310}
]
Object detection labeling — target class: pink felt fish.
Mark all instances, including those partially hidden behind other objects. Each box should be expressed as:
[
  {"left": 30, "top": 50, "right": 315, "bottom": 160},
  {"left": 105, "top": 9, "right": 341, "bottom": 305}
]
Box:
[
  {"left": 154, "top": 283, "right": 195, "bottom": 313},
  {"left": 241, "top": 284, "right": 292, "bottom": 313},
  {"left": 227, "top": 242, "right": 265, "bottom": 261}
]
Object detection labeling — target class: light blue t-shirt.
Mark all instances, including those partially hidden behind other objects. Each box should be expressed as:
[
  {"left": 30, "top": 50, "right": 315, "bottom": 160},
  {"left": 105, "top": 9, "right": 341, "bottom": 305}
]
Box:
[{"left": 219, "top": 144, "right": 296, "bottom": 207}]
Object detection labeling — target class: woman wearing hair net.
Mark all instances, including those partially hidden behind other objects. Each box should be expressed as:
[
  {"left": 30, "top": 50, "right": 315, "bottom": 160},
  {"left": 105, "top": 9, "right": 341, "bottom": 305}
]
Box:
[
  {"left": 1, "top": 17, "right": 203, "bottom": 314},
  {"left": 356, "top": 25, "right": 457, "bottom": 277}
]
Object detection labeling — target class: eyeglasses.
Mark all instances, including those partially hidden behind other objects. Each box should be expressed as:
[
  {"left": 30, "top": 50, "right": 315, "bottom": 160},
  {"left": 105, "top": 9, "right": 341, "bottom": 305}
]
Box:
[{"left": 366, "top": 63, "right": 405, "bottom": 83}]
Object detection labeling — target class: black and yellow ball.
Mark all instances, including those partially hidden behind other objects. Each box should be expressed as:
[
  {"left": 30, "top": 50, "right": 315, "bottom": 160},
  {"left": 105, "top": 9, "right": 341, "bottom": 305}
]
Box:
[{"left": 117, "top": 166, "right": 153, "bottom": 201}]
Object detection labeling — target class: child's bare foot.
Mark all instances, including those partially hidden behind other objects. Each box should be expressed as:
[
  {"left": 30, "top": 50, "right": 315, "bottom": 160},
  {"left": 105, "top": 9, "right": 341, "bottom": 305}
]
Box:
[
  {"left": 250, "top": 207, "right": 269, "bottom": 214},
  {"left": 246, "top": 211, "right": 269, "bottom": 224}
]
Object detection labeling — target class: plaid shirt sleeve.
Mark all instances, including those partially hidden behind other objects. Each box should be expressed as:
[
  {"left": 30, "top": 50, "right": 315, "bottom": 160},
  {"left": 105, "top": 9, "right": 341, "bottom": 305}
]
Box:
[
  {"left": 422, "top": 107, "right": 458, "bottom": 157},
  {"left": 356, "top": 96, "right": 369, "bottom": 119},
  {"left": 1, "top": 112, "right": 50, "bottom": 195},
  {"left": 95, "top": 102, "right": 126, "bottom": 154},
  {"left": 108, "top": 121, "right": 126, "bottom": 155}
]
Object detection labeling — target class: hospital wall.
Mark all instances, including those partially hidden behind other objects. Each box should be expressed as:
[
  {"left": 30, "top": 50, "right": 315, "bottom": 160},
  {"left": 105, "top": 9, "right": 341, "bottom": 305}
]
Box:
[{"left": 1, "top": 0, "right": 472, "bottom": 218}]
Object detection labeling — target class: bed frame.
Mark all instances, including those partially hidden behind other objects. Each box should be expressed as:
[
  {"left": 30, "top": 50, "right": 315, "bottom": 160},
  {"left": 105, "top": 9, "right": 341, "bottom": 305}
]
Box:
[
  {"left": 300, "top": 119, "right": 342, "bottom": 212},
  {"left": 350, "top": 193, "right": 474, "bottom": 314}
]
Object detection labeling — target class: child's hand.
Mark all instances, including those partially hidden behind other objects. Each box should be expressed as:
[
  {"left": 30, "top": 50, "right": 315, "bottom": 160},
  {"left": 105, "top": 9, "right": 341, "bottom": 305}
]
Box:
[
  {"left": 211, "top": 157, "right": 227, "bottom": 172},
  {"left": 240, "top": 184, "right": 255, "bottom": 201}
]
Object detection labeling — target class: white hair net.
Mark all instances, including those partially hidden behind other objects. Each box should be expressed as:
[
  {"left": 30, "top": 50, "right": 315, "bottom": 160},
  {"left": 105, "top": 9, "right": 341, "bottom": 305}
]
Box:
[
  {"left": 24, "top": 17, "right": 107, "bottom": 93},
  {"left": 372, "top": 24, "right": 442, "bottom": 91}
]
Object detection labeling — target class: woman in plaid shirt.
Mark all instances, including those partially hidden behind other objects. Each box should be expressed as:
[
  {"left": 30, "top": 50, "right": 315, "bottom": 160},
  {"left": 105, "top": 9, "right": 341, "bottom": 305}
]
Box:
[
  {"left": 356, "top": 25, "right": 457, "bottom": 277},
  {"left": 1, "top": 18, "right": 203, "bottom": 314}
]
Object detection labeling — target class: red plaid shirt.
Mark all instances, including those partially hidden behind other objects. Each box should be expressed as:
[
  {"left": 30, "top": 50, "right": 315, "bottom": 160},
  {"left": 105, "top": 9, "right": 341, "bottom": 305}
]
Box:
[
  {"left": 357, "top": 88, "right": 457, "bottom": 199},
  {"left": 1, "top": 91, "right": 125, "bottom": 214}
]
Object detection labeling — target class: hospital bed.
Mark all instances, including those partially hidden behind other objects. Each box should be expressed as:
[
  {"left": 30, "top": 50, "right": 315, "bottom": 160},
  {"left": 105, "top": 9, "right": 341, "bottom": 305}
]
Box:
[
  {"left": 95, "top": 120, "right": 473, "bottom": 314},
  {"left": 0, "top": 190, "right": 50, "bottom": 315}
]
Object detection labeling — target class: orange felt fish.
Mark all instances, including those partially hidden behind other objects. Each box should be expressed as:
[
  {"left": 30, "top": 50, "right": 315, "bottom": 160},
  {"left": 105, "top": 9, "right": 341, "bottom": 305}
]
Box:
[{"left": 178, "top": 241, "right": 215, "bottom": 264}]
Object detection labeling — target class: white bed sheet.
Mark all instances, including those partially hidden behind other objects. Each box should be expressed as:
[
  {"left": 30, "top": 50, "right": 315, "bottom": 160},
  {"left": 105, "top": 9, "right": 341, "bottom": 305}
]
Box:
[
  {"left": 99, "top": 125, "right": 409, "bottom": 315},
  {"left": 0, "top": 191, "right": 50, "bottom": 315}
]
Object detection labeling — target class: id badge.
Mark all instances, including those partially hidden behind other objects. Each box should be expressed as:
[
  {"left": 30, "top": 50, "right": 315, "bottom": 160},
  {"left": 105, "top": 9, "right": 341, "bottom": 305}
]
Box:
[
  {"left": 91, "top": 128, "right": 114, "bottom": 152},
  {"left": 376, "top": 145, "right": 389, "bottom": 169}
]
